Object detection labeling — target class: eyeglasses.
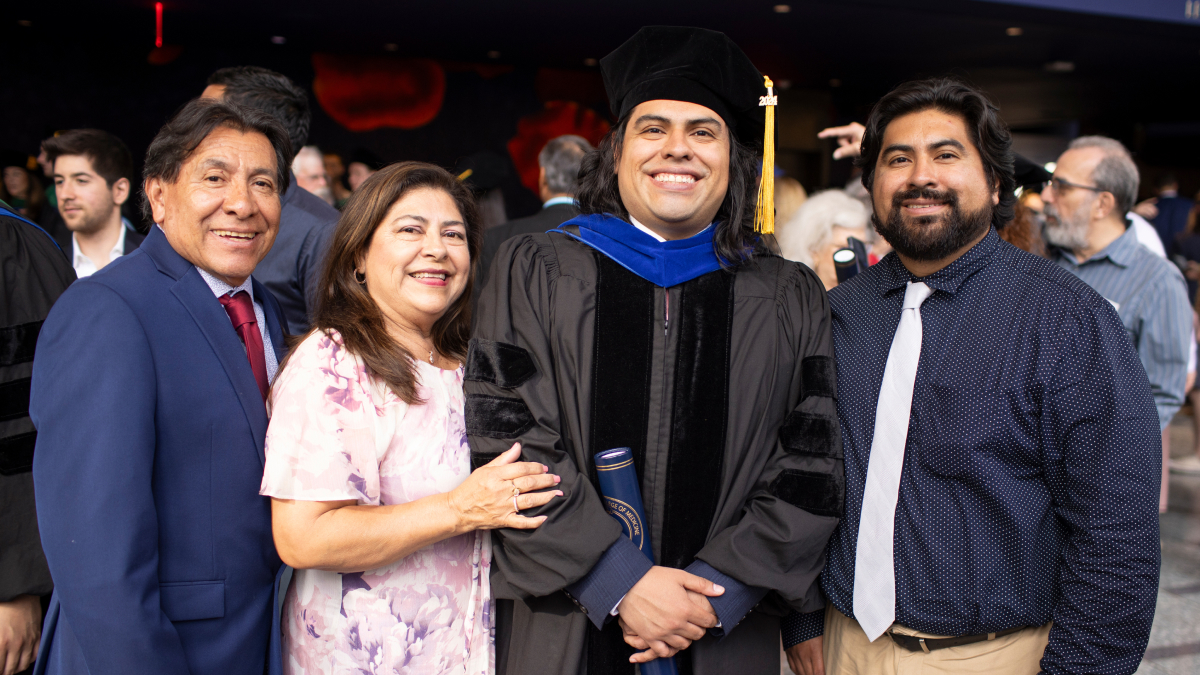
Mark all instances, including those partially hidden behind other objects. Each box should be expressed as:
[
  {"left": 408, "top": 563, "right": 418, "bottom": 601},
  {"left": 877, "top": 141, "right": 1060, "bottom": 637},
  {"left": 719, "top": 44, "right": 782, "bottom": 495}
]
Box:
[{"left": 1047, "top": 176, "right": 1104, "bottom": 194}]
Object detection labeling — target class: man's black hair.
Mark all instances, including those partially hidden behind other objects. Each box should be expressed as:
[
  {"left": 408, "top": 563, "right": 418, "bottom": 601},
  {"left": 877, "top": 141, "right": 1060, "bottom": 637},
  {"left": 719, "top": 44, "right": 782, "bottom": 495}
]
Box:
[
  {"left": 857, "top": 78, "right": 1016, "bottom": 230},
  {"left": 209, "top": 66, "right": 310, "bottom": 159},
  {"left": 574, "top": 117, "right": 763, "bottom": 266},
  {"left": 43, "top": 129, "right": 133, "bottom": 189},
  {"left": 1156, "top": 173, "right": 1178, "bottom": 190},
  {"left": 141, "top": 98, "right": 291, "bottom": 219}
]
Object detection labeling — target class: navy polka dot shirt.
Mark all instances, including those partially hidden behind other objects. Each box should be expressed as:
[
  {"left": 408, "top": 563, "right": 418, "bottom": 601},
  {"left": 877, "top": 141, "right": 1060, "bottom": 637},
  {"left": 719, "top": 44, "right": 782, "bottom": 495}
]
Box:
[{"left": 783, "top": 228, "right": 1161, "bottom": 674}]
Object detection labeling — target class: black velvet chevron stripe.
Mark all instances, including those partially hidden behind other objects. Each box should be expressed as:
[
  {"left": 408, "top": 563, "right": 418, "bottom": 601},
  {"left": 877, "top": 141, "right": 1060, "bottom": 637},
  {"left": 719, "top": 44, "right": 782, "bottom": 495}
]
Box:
[
  {"left": 464, "top": 393, "right": 536, "bottom": 444},
  {"left": 770, "top": 469, "right": 844, "bottom": 518},
  {"left": 0, "top": 377, "right": 32, "bottom": 422},
  {"left": 0, "top": 431, "right": 36, "bottom": 476},
  {"left": 0, "top": 321, "right": 41, "bottom": 367},
  {"left": 779, "top": 411, "right": 841, "bottom": 459},
  {"left": 800, "top": 355, "right": 837, "bottom": 401},
  {"left": 464, "top": 338, "right": 537, "bottom": 389},
  {"left": 586, "top": 252, "right": 655, "bottom": 675},
  {"left": 662, "top": 269, "right": 734, "bottom": 572}
]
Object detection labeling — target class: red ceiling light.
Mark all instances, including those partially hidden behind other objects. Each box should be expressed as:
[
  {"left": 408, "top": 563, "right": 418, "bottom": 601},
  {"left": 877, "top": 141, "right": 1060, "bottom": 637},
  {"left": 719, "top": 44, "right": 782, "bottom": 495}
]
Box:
[{"left": 148, "top": 1, "right": 182, "bottom": 64}]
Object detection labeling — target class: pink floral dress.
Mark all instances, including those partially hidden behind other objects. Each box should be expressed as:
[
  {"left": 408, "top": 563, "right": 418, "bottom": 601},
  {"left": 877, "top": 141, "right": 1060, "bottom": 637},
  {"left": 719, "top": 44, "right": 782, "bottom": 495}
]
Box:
[{"left": 261, "top": 330, "right": 493, "bottom": 675}]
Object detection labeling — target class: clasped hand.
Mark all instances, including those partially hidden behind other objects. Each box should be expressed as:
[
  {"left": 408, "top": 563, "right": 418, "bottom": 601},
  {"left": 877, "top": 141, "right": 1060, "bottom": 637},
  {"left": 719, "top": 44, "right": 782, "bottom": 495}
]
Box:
[{"left": 616, "top": 566, "right": 724, "bottom": 663}]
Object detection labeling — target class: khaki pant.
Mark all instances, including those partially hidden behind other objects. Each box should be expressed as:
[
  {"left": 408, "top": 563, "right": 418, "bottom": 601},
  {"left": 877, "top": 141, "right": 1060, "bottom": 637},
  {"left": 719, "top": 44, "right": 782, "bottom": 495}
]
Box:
[{"left": 823, "top": 606, "right": 1052, "bottom": 674}]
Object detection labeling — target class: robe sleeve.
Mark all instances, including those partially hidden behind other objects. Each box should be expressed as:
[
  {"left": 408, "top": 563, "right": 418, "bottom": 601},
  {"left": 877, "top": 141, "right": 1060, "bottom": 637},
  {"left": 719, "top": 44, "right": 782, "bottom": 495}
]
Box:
[
  {"left": 693, "top": 263, "right": 843, "bottom": 634},
  {"left": 465, "top": 235, "right": 626, "bottom": 608}
]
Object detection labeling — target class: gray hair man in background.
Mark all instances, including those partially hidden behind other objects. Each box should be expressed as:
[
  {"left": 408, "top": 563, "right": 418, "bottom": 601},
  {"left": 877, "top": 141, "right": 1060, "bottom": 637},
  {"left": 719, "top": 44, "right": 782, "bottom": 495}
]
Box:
[
  {"left": 292, "top": 145, "right": 333, "bottom": 206},
  {"left": 1044, "top": 136, "right": 1192, "bottom": 510},
  {"left": 476, "top": 134, "right": 593, "bottom": 290}
]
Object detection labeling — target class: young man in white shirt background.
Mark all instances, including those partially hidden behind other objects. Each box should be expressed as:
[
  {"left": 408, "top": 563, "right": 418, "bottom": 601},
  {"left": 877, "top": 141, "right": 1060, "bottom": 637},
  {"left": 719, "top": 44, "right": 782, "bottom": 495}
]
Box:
[{"left": 44, "top": 129, "right": 144, "bottom": 278}]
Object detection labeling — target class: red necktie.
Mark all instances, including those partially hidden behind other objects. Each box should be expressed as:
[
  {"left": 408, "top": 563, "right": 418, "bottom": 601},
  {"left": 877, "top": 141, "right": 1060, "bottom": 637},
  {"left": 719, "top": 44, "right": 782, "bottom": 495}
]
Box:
[{"left": 219, "top": 291, "right": 269, "bottom": 401}]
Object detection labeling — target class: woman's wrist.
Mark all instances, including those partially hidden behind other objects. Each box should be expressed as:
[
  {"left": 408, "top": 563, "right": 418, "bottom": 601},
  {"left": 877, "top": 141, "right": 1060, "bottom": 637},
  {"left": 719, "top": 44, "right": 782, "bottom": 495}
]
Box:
[{"left": 442, "top": 490, "right": 472, "bottom": 536}]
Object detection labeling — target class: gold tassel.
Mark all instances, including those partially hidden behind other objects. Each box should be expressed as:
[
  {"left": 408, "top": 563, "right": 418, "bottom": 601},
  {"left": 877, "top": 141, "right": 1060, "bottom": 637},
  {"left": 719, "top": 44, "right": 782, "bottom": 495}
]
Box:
[{"left": 754, "top": 75, "right": 777, "bottom": 234}]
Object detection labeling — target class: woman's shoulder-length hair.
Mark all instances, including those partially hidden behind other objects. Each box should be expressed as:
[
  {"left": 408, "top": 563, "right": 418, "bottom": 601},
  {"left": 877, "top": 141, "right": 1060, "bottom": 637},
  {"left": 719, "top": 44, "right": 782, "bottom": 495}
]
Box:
[{"left": 282, "top": 161, "right": 482, "bottom": 406}]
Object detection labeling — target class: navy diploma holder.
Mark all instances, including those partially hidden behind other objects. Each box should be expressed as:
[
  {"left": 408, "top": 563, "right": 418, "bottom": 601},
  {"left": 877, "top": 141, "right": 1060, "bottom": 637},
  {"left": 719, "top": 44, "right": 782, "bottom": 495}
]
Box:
[{"left": 595, "top": 447, "right": 679, "bottom": 675}]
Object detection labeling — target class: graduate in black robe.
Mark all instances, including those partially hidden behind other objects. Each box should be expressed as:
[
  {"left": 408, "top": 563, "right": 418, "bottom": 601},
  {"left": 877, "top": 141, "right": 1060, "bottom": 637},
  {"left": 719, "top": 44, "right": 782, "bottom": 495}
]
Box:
[{"left": 466, "top": 26, "right": 842, "bottom": 675}]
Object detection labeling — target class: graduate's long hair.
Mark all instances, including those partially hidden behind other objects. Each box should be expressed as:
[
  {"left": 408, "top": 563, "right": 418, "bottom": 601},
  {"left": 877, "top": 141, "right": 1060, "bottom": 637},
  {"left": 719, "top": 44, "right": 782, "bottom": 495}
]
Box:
[
  {"left": 574, "top": 116, "right": 766, "bottom": 266},
  {"left": 280, "top": 162, "right": 481, "bottom": 405}
]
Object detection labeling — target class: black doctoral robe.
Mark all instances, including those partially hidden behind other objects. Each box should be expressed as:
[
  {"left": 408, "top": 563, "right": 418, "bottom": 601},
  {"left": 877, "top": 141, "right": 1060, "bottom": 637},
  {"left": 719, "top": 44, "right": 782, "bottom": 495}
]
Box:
[{"left": 466, "top": 229, "right": 843, "bottom": 675}]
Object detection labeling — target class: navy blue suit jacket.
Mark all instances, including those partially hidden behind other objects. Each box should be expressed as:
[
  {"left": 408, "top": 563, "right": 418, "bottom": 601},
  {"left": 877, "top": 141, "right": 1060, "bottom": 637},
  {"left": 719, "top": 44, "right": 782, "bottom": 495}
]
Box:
[
  {"left": 29, "top": 227, "right": 285, "bottom": 675},
  {"left": 255, "top": 174, "right": 338, "bottom": 334}
]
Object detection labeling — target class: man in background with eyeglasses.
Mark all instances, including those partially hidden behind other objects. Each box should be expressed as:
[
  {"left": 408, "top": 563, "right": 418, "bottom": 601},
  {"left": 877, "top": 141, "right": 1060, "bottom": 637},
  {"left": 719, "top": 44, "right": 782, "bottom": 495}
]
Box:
[{"left": 1044, "top": 137, "right": 1191, "bottom": 497}]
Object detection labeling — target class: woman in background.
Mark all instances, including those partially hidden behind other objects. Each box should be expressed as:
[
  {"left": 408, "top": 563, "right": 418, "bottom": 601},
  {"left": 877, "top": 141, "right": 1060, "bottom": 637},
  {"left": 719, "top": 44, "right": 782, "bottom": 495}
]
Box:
[
  {"left": 775, "top": 189, "right": 871, "bottom": 290},
  {"left": 1, "top": 151, "right": 45, "bottom": 221},
  {"left": 774, "top": 174, "right": 808, "bottom": 225}
]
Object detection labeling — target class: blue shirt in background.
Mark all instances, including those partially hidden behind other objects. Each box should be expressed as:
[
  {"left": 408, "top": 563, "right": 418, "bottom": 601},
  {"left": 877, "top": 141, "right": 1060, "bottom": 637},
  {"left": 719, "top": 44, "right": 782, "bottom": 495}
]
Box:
[{"left": 1052, "top": 224, "right": 1191, "bottom": 430}]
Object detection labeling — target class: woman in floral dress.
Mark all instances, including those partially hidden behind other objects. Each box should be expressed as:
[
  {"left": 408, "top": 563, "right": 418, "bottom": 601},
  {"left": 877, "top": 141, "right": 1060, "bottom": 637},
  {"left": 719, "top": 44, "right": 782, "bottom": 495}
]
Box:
[{"left": 261, "top": 163, "right": 561, "bottom": 675}]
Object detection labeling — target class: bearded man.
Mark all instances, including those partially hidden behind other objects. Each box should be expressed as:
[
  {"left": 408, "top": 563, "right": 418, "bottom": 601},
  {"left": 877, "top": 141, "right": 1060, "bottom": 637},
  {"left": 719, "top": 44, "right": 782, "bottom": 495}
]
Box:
[
  {"left": 468, "top": 26, "right": 842, "bottom": 675},
  {"left": 1043, "top": 136, "right": 1190, "bottom": 433},
  {"left": 784, "top": 79, "right": 1160, "bottom": 675}
]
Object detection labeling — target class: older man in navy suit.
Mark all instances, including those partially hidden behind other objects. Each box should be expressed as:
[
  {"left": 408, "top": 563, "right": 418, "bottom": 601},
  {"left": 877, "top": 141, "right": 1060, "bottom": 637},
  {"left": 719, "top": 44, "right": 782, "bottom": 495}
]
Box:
[{"left": 29, "top": 98, "right": 291, "bottom": 675}]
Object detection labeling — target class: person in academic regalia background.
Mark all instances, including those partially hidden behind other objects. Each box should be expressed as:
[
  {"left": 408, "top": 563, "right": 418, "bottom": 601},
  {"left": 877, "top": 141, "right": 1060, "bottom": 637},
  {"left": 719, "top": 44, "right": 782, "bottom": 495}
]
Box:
[{"left": 467, "top": 25, "right": 843, "bottom": 675}]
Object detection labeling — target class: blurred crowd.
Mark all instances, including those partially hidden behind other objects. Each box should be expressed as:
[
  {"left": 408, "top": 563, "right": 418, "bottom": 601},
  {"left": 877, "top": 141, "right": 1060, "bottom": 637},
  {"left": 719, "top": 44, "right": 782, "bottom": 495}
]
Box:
[{"left": 0, "top": 42, "right": 1193, "bottom": 675}]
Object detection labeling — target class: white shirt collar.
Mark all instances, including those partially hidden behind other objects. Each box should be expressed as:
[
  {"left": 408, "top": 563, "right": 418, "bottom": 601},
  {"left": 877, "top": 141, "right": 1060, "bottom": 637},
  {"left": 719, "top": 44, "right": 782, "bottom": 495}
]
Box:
[
  {"left": 72, "top": 226, "right": 127, "bottom": 278},
  {"left": 196, "top": 266, "right": 255, "bottom": 302},
  {"left": 543, "top": 195, "right": 576, "bottom": 208},
  {"left": 629, "top": 216, "right": 712, "bottom": 243}
]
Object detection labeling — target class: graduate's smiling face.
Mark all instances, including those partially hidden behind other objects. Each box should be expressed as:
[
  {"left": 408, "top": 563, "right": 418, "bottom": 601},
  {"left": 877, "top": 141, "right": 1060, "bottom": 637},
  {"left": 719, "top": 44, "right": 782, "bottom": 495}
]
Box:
[{"left": 617, "top": 99, "right": 730, "bottom": 240}]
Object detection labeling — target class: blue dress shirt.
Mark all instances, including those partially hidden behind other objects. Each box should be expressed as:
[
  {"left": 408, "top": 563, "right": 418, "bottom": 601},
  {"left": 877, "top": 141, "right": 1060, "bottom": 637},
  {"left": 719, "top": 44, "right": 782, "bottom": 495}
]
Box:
[
  {"left": 1052, "top": 225, "right": 1191, "bottom": 430},
  {"left": 783, "top": 229, "right": 1160, "bottom": 674}
]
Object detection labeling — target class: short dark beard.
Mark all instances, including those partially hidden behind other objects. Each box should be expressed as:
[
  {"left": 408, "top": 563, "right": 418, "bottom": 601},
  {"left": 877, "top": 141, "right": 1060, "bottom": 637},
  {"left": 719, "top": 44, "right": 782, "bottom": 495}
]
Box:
[
  {"left": 66, "top": 206, "right": 118, "bottom": 235},
  {"left": 872, "top": 187, "right": 992, "bottom": 263}
]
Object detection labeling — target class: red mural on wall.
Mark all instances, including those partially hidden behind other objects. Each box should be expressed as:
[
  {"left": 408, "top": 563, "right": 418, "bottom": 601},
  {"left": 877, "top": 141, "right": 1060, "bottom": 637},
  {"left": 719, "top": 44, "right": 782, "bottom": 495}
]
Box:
[
  {"left": 312, "top": 54, "right": 446, "bottom": 131},
  {"left": 508, "top": 101, "right": 610, "bottom": 195}
]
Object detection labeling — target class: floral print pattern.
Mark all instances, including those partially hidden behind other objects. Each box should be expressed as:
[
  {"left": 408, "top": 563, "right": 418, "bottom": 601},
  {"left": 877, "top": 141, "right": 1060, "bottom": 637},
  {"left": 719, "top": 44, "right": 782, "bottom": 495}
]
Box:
[{"left": 262, "top": 330, "right": 492, "bottom": 675}]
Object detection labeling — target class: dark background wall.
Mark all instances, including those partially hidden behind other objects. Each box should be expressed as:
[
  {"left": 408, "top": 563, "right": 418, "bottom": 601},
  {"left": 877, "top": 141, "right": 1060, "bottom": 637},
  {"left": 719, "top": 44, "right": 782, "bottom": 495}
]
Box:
[{"left": 3, "top": 0, "right": 1199, "bottom": 222}]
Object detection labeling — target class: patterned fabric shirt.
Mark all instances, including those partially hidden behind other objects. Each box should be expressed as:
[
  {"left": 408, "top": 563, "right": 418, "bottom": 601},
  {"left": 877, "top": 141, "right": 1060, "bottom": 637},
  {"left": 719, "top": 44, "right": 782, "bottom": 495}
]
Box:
[
  {"left": 1051, "top": 224, "right": 1191, "bottom": 430},
  {"left": 783, "top": 229, "right": 1161, "bottom": 674}
]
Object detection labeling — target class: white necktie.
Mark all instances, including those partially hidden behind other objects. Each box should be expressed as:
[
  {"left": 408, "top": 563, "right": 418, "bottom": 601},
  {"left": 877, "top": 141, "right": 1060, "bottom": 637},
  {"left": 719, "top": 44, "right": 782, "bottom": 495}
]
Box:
[{"left": 853, "top": 280, "right": 934, "bottom": 642}]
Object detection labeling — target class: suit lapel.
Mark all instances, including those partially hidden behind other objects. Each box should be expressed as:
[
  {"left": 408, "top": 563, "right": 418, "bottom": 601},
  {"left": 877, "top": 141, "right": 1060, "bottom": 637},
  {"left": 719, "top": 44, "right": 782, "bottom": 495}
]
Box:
[
  {"left": 171, "top": 268, "right": 269, "bottom": 465},
  {"left": 141, "top": 229, "right": 269, "bottom": 465}
]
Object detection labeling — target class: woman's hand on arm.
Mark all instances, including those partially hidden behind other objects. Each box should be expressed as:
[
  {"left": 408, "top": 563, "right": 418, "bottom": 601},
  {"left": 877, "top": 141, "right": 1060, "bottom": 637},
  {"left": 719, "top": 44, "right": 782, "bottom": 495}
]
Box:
[
  {"left": 447, "top": 443, "right": 562, "bottom": 531},
  {"left": 272, "top": 443, "right": 561, "bottom": 572}
]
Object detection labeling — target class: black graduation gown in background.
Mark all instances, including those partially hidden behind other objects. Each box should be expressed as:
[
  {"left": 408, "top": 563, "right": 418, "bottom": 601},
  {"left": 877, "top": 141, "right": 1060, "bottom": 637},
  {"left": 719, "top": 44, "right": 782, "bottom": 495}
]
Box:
[
  {"left": 466, "top": 231, "right": 843, "bottom": 675},
  {"left": 0, "top": 208, "right": 75, "bottom": 603}
]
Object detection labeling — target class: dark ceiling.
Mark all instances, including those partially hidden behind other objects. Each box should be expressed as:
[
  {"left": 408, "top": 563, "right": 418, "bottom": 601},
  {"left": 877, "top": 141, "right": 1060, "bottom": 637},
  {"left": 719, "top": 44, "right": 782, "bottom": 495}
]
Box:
[
  {"left": 3, "top": 0, "right": 1199, "bottom": 192},
  {"left": 8, "top": 0, "right": 1199, "bottom": 118}
]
